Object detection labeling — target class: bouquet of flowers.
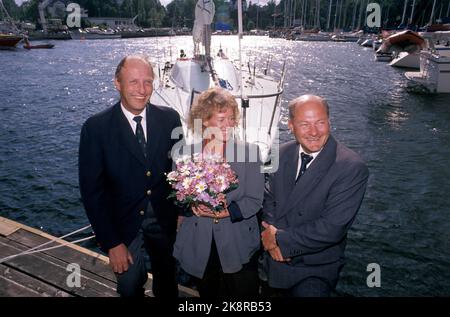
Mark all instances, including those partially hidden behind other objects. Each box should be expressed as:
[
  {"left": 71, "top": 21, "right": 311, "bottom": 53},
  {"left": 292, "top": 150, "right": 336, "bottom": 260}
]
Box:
[{"left": 167, "top": 153, "right": 239, "bottom": 211}]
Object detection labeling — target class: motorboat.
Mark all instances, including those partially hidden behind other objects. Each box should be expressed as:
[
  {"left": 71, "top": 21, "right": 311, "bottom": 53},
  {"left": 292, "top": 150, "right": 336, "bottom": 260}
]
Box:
[
  {"left": 69, "top": 28, "right": 121, "bottom": 40},
  {"left": 389, "top": 51, "right": 420, "bottom": 69},
  {"left": 377, "top": 30, "right": 425, "bottom": 68},
  {"left": 405, "top": 32, "right": 450, "bottom": 93},
  {"left": 23, "top": 43, "right": 54, "bottom": 49},
  {"left": 150, "top": 0, "right": 285, "bottom": 163},
  {"left": 360, "top": 39, "right": 373, "bottom": 47}
]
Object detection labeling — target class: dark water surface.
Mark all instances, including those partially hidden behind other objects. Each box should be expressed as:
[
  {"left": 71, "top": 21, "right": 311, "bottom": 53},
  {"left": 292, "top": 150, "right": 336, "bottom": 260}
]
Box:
[{"left": 1, "top": 36, "right": 449, "bottom": 296}]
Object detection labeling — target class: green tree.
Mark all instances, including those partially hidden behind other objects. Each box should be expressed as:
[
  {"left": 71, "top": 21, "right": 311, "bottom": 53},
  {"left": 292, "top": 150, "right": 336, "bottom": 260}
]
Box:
[{"left": 1, "top": 0, "right": 20, "bottom": 19}]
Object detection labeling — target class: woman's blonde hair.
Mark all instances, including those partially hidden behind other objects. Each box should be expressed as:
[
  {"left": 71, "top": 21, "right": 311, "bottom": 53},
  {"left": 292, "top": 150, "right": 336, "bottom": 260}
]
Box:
[{"left": 188, "top": 87, "right": 240, "bottom": 133}]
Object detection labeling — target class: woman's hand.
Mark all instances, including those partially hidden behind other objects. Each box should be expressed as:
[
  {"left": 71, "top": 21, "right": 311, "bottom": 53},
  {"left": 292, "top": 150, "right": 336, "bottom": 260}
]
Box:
[
  {"left": 213, "top": 208, "right": 230, "bottom": 219},
  {"left": 218, "top": 193, "right": 228, "bottom": 206},
  {"left": 192, "top": 204, "right": 215, "bottom": 217}
]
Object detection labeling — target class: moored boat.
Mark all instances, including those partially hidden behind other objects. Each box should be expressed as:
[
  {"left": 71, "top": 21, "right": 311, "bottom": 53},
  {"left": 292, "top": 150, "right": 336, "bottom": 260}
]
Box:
[
  {"left": 405, "top": 32, "right": 450, "bottom": 93},
  {"left": 23, "top": 43, "right": 54, "bottom": 49},
  {"left": 150, "top": 0, "right": 285, "bottom": 164},
  {"left": 389, "top": 51, "right": 420, "bottom": 69},
  {"left": 69, "top": 28, "right": 121, "bottom": 40},
  {"left": 0, "top": 33, "right": 22, "bottom": 49}
]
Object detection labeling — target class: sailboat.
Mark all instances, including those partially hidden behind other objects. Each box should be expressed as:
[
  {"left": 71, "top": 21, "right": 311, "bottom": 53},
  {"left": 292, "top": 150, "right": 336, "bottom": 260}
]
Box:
[
  {"left": 150, "top": 0, "right": 286, "bottom": 164},
  {"left": 0, "top": 0, "right": 22, "bottom": 49}
]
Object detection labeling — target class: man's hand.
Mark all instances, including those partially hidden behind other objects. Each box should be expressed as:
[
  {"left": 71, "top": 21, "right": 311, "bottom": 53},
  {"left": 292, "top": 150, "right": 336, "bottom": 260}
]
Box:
[
  {"left": 108, "top": 243, "right": 134, "bottom": 274},
  {"left": 261, "top": 221, "right": 278, "bottom": 251},
  {"left": 268, "top": 246, "right": 290, "bottom": 262},
  {"left": 261, "top": 221, "right": 290, "bottom": 262}
]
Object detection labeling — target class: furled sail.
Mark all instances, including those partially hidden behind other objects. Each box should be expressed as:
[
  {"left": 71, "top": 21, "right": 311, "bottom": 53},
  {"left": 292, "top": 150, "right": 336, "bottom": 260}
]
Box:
[{"left": 193, "top": 0, "right": 215, "bottom": 57}]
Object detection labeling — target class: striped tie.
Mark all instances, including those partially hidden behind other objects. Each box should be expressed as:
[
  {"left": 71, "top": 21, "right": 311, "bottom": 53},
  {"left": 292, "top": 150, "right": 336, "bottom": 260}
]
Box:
[
  {"left": 295, "top": 153, "right": 313, "bottom": 183},
  {"left": 133, "top": 116, "right": 147, "bottom": 157}
]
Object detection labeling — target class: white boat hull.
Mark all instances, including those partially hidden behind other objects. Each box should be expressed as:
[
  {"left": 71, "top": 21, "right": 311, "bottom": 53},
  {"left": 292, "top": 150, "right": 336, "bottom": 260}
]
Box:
[
  {"left": 405, "top": 51, "right": 450, "bottom": 93},
  {"left": 69, "top": 31, "right": 121, "bottom": 40},
  {"left": 150, "top": 58, "right": 283, "bottom": 162},
  {"left": 389, "top": 52, "right": 420, "bottom": 69}
]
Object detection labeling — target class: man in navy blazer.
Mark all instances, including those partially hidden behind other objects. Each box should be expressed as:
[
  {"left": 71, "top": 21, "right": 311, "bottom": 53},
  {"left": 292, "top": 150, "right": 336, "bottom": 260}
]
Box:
[
  {"left": 79, "top": 55, "right": 183, "bottom": 297},
  {"left": 261, "top": 95, "right": 369, "bottom": 297}
]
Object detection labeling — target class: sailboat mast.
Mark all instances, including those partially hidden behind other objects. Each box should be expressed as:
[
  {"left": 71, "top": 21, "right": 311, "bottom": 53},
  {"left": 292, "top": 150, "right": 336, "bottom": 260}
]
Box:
[
  {"left": 410, "top": 0, "right": 416, "bottom": 25},
  {"left": 351, "top": 0, "right": 357, "bottom": 30},
  {"left": 0, "top": 0, "right": 20, "bottom": 33},
  {"left": 429, "top": 0, "right": 437, "bottom": 26},
  {"left": 237, "top": 0, "right": 247, "bottom": 142},
  {"left": 316, "top": 0, "right": 321, "bottom": 29},
  {"left": 401, "top": 0, "right": 408, "bottom": 26},
  {"left": 327, "top": 0, "right": 333, "bottom": 31}
]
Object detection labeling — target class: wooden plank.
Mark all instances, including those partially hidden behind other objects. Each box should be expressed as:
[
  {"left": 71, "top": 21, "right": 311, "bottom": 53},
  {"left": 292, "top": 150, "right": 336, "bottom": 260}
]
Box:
[
  {"left": 0, "top": 217, "right": 109, "bottom": 263},
  {"left": 7, "top": 229, "right": 199, "bottom": 297},
  {"left": 0, "top": 220, "right": 19, "bottom": 237},
  {"left": 0, "top": 264, "right": 72, "bottom": 297},
  {"left": 0, "top": 275, "right": 43, "bottom": 297},
  {"left": 8, "top": 229, "right": 116, "bottom": 282},
  {"left": 0, "top": 238, "right": 118, "bottom": 297},
  {"left": 0, "top": 216, "right": 198, "bottom": 297}
]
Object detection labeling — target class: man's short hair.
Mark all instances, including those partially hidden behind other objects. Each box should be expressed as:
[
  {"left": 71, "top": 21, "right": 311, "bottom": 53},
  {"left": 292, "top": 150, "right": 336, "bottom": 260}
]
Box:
[
  {"left": 115, "top": 54, "right": 154, "bottom": 81},
  {"left": 288, "top": 95, "right": 329, "bottom": 119}
]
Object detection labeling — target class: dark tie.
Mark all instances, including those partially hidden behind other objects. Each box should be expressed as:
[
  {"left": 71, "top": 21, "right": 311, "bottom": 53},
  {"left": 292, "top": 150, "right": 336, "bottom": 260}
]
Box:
[
  {"left": 295, "top": 152, "right": 313, "bottom": 183},
  {"left": 133, "top": 116, "right": 147, "bottom": 157}
]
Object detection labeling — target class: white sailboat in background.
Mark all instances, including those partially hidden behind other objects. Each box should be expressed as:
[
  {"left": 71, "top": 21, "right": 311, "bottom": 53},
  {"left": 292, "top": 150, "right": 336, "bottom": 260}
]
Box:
[{"left": 150, "top": 0, "right": 286, "bottom": 163}]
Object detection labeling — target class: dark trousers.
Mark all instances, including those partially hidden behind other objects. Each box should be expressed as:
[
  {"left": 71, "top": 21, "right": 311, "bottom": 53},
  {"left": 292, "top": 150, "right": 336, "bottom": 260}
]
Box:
[
  {"left": 115, "top": 223, "right": 178, "bottom": 297},
  {"left": 289, "top": 277, "right": 334, "bottom": 297},
  {"left": 195, "top": 238, "right": 260, "bottom": 298},
  {"left": 260, "top": 277, "right": 335, "bottom": 298}
]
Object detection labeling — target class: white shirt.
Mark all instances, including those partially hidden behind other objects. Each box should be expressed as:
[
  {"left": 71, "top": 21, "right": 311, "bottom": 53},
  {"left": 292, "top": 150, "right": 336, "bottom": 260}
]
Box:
[
  {"left": 295, "top": 145, "right": 322, "bottom": 180},
  {"left": 121, "top": 103, "right": 147, "bottom": 141}
]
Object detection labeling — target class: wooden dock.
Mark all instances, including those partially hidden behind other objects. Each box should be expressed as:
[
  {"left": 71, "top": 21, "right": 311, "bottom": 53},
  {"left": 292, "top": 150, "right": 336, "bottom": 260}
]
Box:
[{"left": 0, "top": 216, "right": 197, "bottom": 297}]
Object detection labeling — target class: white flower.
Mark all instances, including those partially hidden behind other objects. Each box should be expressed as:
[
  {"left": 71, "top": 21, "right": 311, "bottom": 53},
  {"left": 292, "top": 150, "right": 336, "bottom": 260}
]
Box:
[
  {"left": 179, "top": 165, "right": 190, "bottom": 176},
  {"left": 195, "top": 181, "right": 207, "bottom": 193},
  {"left": 167, "top": 171, "right": 178, "bottom": 182},
  {"left": 182, "top": 178, "right": 192, "bottom": 189}
]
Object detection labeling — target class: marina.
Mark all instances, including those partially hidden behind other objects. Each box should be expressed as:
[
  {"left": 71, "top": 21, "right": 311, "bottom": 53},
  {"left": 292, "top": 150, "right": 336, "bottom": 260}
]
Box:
[{"left": 1, "top": 0, "right": 450, "bottom": 297}]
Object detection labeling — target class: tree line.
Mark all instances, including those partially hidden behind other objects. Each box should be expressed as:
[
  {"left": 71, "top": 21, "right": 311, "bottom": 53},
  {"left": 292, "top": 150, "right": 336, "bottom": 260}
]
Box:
[{"left": 3, "top": 0, "right": 449, "bottom": 30}]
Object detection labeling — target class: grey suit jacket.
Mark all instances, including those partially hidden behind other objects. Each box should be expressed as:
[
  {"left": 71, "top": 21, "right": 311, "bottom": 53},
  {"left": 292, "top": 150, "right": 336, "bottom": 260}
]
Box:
[
  {"left": 262, "top": 135, "right": 369, "bottom": 288},
  {"left": 173, "top": 141, "right": 265, "bottom": 278}
]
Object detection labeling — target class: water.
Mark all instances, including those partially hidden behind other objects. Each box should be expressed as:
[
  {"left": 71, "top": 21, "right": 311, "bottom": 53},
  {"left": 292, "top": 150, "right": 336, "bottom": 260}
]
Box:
[{"left": 1, "top": 36, "right": 449, "bottom": 296}]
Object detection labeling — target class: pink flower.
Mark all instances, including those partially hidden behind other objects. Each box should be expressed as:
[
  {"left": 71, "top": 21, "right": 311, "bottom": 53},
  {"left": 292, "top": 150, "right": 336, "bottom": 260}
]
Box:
[{"left": 167, "top": 155, "right": 239, "bottom": 210}]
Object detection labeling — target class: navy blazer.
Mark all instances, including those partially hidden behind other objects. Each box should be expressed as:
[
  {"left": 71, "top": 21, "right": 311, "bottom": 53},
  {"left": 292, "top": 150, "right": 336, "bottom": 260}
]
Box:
[
  {"left": 79, "top": 102, "right": 183, "bottom": 252},
  {"left": 262, "top": 135, "right": 369, "bottom": 288}
]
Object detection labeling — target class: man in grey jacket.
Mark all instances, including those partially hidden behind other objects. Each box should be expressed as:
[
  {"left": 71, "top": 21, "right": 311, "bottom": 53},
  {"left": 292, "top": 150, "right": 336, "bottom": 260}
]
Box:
[{"left": 261, "top": 94, "right": 369, "bottom": 297}]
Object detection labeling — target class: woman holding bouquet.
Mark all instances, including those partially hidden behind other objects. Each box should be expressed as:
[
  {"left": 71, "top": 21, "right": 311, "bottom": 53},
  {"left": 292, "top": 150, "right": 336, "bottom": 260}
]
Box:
[{"left": 172, "top": 87, "right": 264, "bottom": 297}]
